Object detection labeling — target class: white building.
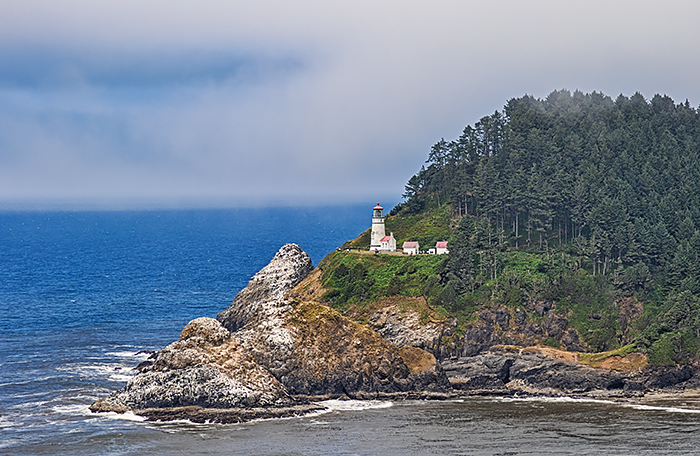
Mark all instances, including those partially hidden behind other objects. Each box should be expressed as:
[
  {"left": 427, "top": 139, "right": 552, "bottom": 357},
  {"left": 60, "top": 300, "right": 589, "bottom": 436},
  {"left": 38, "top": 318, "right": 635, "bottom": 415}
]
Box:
[
  {"left": 369, "top": 203, "right": 396, "bottom": 252},
  {"left": 403, "top": 241, "right": 419, "bottom": 255},
  {"left": 436, "top": 241, "right": 449, "bottom": 255},
  {"left": 380, "top": 233, "right": 397, "bottom": 252}
]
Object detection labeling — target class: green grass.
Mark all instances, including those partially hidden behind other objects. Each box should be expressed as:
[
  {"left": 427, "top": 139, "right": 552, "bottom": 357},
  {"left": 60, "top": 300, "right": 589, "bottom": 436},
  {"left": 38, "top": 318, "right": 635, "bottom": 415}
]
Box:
[
  {"left": 319, "top": 251, "right": 445, "bottom": 312},
  {"left": 579, "top": 344, "right": 637, "bottom": 363},
  {"left": 385, "top": 204, "right": 454, "bottom": 246}
]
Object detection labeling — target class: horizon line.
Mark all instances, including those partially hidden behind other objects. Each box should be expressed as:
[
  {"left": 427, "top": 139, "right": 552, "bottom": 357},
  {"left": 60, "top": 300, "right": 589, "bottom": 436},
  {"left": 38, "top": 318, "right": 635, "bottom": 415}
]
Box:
[{"left": 0, "top": 195, "right": 403, "bottom": 213}]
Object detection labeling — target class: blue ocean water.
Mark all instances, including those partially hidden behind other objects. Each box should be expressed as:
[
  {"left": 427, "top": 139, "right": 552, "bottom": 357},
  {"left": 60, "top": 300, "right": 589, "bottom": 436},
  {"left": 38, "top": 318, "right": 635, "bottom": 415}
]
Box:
[
  {"left": 0, "top": 206, "right": 371, "bottom": 453},
  {"left": 2, "top": 205, "right": 700, "bottom": 456}
]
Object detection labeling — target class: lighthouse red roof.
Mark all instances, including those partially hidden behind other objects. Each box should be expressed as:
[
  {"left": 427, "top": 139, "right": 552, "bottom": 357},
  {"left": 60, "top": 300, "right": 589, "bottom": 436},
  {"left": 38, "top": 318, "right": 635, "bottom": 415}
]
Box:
[
  {"left": 374, "top": 203, "right": 383, "bottom": 210},
  {"left": 380, "top": 235, "right": 391, "bottom": 242}
]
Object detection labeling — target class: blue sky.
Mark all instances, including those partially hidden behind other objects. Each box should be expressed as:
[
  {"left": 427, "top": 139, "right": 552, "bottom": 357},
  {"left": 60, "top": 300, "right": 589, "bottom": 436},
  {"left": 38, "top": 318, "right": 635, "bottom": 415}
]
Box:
[{"left": 1, "top": 0, "right": 699, "bottom": 209}]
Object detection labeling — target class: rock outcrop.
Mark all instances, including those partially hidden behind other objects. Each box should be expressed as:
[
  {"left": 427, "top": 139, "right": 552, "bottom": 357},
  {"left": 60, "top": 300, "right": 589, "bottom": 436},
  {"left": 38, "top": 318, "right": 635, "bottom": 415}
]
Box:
[
  {"left": 91, "top": 317, "right": 295, "bottom": 413},
  {"left": 216, "top": 244, "right": 448, "bottom": 397},
  {"left": 433, "top": 303, "right": 586, "bottom": 358},
  {"left": 368, "top": 302, "right": 448, "bottom": 353},
  {"left": 91, "top": 243, "right": 697, "bottom": 419},
  {"left": 92, "top": 244, "right": 448, "bottom": 420},
  {"left": 217, "top": 243, "right": 314, "bottom": 332},
  {"left": 443, "top": 346, "right": 695, "bottom": 397}
]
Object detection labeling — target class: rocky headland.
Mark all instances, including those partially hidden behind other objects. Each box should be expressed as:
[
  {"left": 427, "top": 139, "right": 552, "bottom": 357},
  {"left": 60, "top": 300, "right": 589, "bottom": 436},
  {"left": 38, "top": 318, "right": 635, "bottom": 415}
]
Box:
[
  {"left": 91, "top": 244, "right": 448, "bottom": 423},
  {"left": 91, "top": 244, "right": 700, "bottom": 423}
]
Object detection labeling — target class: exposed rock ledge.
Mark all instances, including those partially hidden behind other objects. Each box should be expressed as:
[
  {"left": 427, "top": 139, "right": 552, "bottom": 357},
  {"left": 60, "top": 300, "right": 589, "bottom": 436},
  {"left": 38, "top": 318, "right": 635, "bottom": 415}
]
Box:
[
  {"left": 91, "top": 244, "right": 448, "bottom": 421},
  {"left": 443, "top": 345, "right": 696, "bottom": 398}
]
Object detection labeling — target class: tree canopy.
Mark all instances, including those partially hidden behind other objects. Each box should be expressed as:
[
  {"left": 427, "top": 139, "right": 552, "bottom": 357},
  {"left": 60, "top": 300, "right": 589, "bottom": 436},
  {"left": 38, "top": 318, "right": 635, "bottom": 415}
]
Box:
[
  {"left": 399, "top": 90, "right": 700, "bottom": 283},
  {"left": 392, "top": 90, "right": 700, "bottom": 363}
]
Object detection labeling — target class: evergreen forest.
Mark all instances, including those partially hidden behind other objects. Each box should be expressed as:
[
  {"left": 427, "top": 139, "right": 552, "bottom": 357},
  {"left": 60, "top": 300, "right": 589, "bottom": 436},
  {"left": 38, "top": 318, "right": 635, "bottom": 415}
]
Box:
[{"left": 332, "top": 90, "right": 700, "bottom": 365}]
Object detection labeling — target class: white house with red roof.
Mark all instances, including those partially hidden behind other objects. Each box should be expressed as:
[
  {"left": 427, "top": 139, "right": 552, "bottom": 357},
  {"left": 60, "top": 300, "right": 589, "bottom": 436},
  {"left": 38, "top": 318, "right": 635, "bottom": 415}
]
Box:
[
  {"left": 436, "top": 241, "right": 449, "bottom": 255},
  {"left": 402, "top": 241, "right": 419, "bottom": 255},
  {"left": 380, "top": 233, "right": 396, "bottom": 252},
  {"left": 369, "top": 203, "right": 396, "bottom": 252}
]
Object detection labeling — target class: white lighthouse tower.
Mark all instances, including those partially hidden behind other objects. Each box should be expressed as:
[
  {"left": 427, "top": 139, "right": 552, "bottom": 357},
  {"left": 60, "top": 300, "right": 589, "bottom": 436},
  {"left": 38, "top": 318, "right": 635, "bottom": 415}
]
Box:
[{"left": 369, "top": 203, "right": 396, "bottom": 252}]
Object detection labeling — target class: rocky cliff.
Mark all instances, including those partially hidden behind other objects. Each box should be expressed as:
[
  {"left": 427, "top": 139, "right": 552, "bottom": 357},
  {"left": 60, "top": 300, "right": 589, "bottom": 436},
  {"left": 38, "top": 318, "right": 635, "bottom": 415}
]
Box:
[
  {"left": 347, "top": 297, "right": 697, "bottom": 397},
  {"left": 91, "top": 244, "right": 699, "bottom": 422},
  {"left": 217, "top": 243, "right": 314, "bottom": 332},
  {"left": 215, "top": 244, "right": 447, "bottom": 397},
  {"left": 443, "top": 345, "right": 696, "bottom": 397},
  {"left": 91, "top": 244, "right": 448, "bottom": 422}
]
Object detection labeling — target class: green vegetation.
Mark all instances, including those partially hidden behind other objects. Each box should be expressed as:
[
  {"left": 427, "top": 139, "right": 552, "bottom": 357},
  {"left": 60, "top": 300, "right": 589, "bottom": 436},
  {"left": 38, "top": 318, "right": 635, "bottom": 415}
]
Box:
[
  {"left": 407, "top": 90, "right": 700, "bottom": 364},
  {"left": 319, "top": 251, "right": 445, "bottom": 313},
  {"left": 579, "top": 344, "right": 637, "bottom": 364},
  {"left": 329, "top": 90, "right": 700, "bottom": 365}
]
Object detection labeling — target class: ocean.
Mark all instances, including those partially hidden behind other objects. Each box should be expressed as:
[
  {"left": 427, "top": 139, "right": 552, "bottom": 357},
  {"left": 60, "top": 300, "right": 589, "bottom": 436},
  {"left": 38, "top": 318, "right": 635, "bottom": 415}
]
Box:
[{"left": 1, "top": 206, "right": 700, "bottom": 455}]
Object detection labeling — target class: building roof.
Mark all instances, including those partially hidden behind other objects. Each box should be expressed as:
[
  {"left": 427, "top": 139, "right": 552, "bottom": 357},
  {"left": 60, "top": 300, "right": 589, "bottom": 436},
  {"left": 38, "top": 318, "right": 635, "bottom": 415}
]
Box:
[
  {"left": 374, "top": 203, "right": 383, "bottom": 210},
  {"left": 436, "top": 241, "right": 448, "bottom": 248},
  {"left": 403, "top": 241, "right": 419, "bottom": 248},
  {"left": 380, "top": 235, "right": 391, "bottom": 242}
]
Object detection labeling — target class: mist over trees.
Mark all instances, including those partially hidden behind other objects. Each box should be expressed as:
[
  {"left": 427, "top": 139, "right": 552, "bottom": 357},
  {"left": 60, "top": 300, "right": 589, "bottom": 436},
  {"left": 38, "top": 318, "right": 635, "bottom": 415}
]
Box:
[
  {"left": 400, "top": 90, "right": 700, "bottom": 286},
  {"left": 393, "top": 90, "right": 700, "bottom": 362}
]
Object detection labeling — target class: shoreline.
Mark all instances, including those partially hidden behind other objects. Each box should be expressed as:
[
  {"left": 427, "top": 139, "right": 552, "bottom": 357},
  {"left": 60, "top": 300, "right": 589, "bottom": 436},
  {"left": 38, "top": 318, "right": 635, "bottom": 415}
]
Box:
[{"left": 108, "top": 387, "right": 700, "bottom": 424}]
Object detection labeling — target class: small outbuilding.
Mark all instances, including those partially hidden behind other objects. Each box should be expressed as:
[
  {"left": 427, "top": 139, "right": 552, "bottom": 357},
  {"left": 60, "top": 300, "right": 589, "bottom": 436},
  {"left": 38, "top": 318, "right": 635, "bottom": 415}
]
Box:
[
  {"left": 436, "top": 241, "right": 449, "bottom": 255},
  {"left": 403, "top": 241, "right": 420, "bottom": 255},
  {"left": 380, "top": 232, "right": 397, "bottom": 252}
]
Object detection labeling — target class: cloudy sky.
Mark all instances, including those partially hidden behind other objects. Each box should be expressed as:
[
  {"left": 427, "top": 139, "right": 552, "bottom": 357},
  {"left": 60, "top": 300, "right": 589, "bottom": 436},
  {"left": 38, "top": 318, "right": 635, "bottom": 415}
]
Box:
[{"left": 1, "top": 1, "right": 699, "bottom": 209}]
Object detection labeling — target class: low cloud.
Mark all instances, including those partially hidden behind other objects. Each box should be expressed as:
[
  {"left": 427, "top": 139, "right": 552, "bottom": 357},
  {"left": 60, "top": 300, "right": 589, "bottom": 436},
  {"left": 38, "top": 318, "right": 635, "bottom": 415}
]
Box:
[{"left": 1, "top": 1, "right": 700, "bottom": 208}]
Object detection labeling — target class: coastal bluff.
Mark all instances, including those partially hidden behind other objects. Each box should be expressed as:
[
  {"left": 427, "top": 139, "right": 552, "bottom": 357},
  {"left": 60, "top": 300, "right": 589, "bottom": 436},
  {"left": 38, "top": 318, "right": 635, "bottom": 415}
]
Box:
[
  {"left": 90, "top": 244, "right": 448, "bottom": 422},
  {"left": 91, "top": 244, "right": 700, "bottom": 423}
]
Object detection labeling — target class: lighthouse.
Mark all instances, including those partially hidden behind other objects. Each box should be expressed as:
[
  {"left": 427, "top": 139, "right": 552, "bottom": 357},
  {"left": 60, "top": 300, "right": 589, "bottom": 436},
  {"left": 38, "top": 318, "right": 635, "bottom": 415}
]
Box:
[{"left": 369, "top": 203, "right": 396, "bottom": 252}]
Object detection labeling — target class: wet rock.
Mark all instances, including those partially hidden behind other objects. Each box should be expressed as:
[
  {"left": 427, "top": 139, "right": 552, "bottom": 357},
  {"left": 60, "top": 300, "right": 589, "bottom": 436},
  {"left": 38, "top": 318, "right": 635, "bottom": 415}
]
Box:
[
  {"left": 134, "top": 360, "right": 153, "bottom": 372},
  {"left": 136, "top": 404, "right": 326, "bottom": 424},
  {"left": 645, "top": 367, "right": 693, "bottom": 389}
]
